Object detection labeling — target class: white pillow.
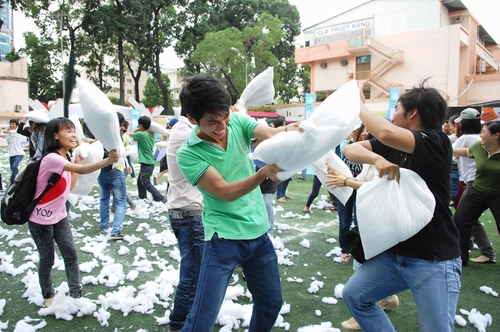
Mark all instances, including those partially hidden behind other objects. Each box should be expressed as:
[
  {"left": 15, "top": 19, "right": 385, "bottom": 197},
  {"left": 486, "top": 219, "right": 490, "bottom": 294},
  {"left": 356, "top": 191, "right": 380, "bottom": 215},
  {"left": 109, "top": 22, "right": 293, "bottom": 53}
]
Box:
[
  {"left": 77, "top": 78, "right": 125, "bottom": 160},
  {"left": 235, "top": 67, "right": 274, "bottom": 113},
  {"left": 311, "top": 150, "right": 354, "bottom": 205},
  {"left": 68, "top": 113, "right": 84, "bottom": 144},
  {"left": 149, "top": 121, "right": 168, "bottom": 134},
  {"left": 252, "top": 80, "right": 360, "bottom": 180},
  {"left": 25, "top": 109, "right": 50, "bottom": 124},
  {"left": 356, "top": 169, "right": 436, "bottom": 260},
  {"left": 70, "top": 141, "right": 104, "bottom": 196}
]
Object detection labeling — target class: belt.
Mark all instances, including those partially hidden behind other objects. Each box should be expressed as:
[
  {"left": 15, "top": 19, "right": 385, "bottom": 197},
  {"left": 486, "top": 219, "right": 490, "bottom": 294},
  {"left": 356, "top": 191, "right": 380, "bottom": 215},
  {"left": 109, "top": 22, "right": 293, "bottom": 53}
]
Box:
[{"left": 168, "top": 209, "right": 202, "bottom": 219}]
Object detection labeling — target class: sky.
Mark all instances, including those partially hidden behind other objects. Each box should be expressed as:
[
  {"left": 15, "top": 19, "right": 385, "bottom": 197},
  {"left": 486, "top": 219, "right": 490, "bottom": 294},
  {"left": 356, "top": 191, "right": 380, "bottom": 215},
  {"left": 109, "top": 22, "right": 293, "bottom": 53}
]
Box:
[{"left": 12, "top": 0, "right": 500, "bottom": 70}]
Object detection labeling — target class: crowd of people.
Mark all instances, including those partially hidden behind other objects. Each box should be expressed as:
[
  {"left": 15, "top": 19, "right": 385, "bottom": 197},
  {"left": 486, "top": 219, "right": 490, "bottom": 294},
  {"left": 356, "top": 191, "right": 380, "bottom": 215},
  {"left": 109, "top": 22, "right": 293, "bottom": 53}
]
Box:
[{"left": 1, "top": 74, "right": 499, "bottom": 331}]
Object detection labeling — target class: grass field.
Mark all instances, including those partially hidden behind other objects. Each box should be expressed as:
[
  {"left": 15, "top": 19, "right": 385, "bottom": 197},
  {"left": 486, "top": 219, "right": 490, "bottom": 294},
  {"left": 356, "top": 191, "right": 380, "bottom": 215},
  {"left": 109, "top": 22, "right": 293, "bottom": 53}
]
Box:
[{"left": 0, "top": 152, "right": 498, "bottom": 332}]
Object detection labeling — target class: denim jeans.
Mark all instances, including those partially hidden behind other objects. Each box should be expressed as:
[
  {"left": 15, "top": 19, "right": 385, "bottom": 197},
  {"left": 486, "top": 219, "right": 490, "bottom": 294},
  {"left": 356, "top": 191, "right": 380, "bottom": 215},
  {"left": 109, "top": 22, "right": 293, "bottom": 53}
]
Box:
[
  {"left": 168, "top": 214, "right": 205, "bottom": 330},
  {"left": 305, "top": 176, "right": 322, "bottom": 207},
  {"left": 450, "top": 167, "right": 459, "bottom": 200},
  {"left": 9, "top": 154, "right": 24, "bottom": 183},
  {"left": 343, "top": 252, "right": 461, "bottom": 332},
  {"left": 137, "top": 163, "right": 164, "bottom": 201},
  {"left": 263, "top": 193, "right": 275, "bottom": 235},
  {"left": 98, "top": 170, "right": 126, "bottom": 235},
  {"left": 276, "top": 178, "right": 290, "bottom": 199},
  {"left": 126, "top": 156, "right": 135, "bottom": 178},
  {"left": 337, "top": 191, "right": 357, "bottom": 253},
  {"left": 28, "top": 218, "right": 82, "bottom": 299},
  {"left": 182, "top": 233, "right": 282, "bottom": 332}
]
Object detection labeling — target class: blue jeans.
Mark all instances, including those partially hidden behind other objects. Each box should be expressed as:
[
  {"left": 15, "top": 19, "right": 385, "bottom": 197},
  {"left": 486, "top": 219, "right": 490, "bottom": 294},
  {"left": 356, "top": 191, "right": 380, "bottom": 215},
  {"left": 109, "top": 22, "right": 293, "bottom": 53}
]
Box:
[
  {"left": 337, "top": 191, "right": 357, "bottom": 253},
  {"left": 137, "top": 163, "right": 164, "bottom": 201},
  {"left": 98, "top": 170, "right": 126, "bottom": 235},
  {"left": 126, "top": 156, "right": 135, "bottom": 178},
  {"left": 263, "top": 193, "right": 274, "bottom": 235},
  {"left": 28, "top": 218, "right": 82, "bottom": 299},
  {"left": 276, "top": 178, "right": 290, "bottom": 199},
  {"left": 450, "top": 168, "right": 459, "bottom": 200},
  {"left": 169, "top": 214, "right": 205, "bottom": 330},
  {"left": 10, "top": 154, "right": 24, "bottom": 183},
  {"left": 182, "top": 233, "right": 282, "bottom": 332},
  {"left": 343, "top": 252, "right": 461, "bottom": 332}
]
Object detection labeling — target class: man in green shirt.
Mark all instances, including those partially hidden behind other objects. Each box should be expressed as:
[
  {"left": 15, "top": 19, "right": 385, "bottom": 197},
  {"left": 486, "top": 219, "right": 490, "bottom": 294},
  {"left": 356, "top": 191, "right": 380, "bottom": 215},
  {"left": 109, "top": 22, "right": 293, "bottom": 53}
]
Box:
[
  {"left": 177, "top": 74, "right": 298, "bottom": 331},
  {"left": 131, "top": 116, "right": 165, "bottom": 202}
]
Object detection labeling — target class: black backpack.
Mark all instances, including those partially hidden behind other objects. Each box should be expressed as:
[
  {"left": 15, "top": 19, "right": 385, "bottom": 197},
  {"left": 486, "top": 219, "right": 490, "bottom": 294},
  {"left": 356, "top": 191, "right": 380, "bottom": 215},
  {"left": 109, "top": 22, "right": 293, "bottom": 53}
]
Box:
[{"left": 1, "top": 153, "right": 61, "bottom": 225}]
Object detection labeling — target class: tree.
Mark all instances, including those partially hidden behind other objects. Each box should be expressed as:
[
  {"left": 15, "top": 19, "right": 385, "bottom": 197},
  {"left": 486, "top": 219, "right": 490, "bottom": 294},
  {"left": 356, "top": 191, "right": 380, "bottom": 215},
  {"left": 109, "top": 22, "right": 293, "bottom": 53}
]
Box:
[
  {"left": 5, "top": 47, "right": 21, "bottom": 62},
  {"left": 20, "top": 32, "right": 62, "bottom": 102},
  {"left": 141, "top": 74, "right": 173, "bottom": 113}
]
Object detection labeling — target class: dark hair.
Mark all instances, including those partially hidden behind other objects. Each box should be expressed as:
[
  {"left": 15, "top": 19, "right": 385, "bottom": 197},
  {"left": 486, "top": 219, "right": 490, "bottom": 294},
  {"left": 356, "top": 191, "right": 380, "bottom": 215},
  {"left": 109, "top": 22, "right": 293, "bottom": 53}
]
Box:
[
  {"left": 448, "top": 114, "right": 459, "bottom": 124},
  {"left": 138, "top": 116, "right": 151, "bottom": 130},
  {"left": 397, "top": 80, "right": 448, "bottom": 130},
  {"left": 180, "top": 74, "right": 230, "bottom": 124},
  {"left": 352, "top": 123, "right": 365, "bottom": 142},
  {"left": 459, "top": 118, "right": 481, "bottom": 135},
  {"left": 117, "top": 112, "right": 125, "bottom": 127},
  {"left": 484, "top": 120, "right": 500, "bottom": 141},
  {"left": 9, "top": 119, "right": 19, "bottom": 126},
  {"left": 274, "top": 116, "right": 286, "bottom": 127},
  {"left": 122, "top": 120, "right": 129, "bottom": 129},
  {"left": 82, "top": 121, "right": 95, "bottom": 139},
  {"left": 33, "top": 122, "right": 46, "bottom": 136},
  {"left": 43, "top": 117, "right": 76, "bottom": 153}
]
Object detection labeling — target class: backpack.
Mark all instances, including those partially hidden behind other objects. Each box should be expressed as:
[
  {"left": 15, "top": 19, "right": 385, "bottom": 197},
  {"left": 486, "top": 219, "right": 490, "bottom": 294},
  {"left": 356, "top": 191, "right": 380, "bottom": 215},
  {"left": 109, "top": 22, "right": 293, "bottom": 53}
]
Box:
[{"left": 1, "top": 153, "right": 61, "bottom": 225}]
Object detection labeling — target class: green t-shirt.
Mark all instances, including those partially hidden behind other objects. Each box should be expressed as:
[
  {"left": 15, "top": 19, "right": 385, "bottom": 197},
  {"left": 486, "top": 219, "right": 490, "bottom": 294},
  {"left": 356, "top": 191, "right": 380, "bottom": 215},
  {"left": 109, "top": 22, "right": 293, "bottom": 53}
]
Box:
[
  {"left": 177, "top": 112, "right": 268, "bottom": 241},
  {"left": 469, "top": 140, "right": 500, "bottom": 195},
  {"left": 132, "top": 131, "right": 155, "bottom": 164}
]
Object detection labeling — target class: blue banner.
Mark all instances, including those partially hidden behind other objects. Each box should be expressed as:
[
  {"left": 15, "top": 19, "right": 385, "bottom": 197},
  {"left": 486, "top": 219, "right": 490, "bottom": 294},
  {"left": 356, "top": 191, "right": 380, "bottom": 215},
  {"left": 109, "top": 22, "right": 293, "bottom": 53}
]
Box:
[
  {"left": 304, "top": 93, "right": 316, "bottom": 120},
  {"left": 389, "top": 87, "right": 400, "bottom": 120}
]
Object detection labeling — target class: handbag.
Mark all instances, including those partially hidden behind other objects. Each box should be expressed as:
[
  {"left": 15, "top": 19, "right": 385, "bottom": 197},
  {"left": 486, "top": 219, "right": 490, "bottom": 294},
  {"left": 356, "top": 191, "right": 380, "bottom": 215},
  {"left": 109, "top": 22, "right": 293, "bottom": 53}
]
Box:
[{"left": 345, "top": 226, "right": 366, "bottom": 263}]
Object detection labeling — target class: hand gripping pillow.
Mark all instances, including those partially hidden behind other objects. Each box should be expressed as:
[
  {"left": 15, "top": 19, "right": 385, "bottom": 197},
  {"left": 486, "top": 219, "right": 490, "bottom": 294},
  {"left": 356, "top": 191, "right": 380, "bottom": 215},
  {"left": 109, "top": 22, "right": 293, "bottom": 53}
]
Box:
[
  {"left": 235, "top": 67, "right": 274, "bottom": 113},
  {"left": 355, "top": 169, "right": 436, "bottom": 260},
  {"left": 76, "top": 78, "right": 125, "bottom": 159},
  {"left": 69, "top": 141, "right": 104, "bottom": 196},
  {"left": 252, "top": 80, "right": 360, "bottom": 180},
  {"left": 311, "top": 150, "right": 354, "bottom": 205}
]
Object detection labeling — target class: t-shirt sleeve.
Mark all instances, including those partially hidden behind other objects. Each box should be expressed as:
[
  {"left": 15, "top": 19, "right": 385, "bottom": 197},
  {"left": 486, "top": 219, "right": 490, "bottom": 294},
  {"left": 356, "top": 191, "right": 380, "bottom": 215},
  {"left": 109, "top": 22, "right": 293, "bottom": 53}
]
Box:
[
  {"left": 237, "top": 113, "right": 258, "bottom": 142},
  {"left": 177, "top": 145, "right": 210, "bottom": 186},
  {"left": 468, "top": 140, "right": 482, "bottom": 159}
]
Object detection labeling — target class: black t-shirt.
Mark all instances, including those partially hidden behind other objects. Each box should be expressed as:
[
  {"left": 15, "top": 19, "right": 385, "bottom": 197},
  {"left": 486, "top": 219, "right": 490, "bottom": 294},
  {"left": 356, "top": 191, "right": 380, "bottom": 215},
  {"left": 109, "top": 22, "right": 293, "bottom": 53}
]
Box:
[{"left": 370, "top": 130, "right": 460, "bottom": 261}]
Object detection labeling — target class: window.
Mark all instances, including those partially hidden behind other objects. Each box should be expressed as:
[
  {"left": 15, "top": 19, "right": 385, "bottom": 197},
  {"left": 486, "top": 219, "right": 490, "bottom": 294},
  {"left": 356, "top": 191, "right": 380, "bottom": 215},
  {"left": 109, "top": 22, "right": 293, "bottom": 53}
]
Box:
[
  {"left": 356, "top": 55, "right": 371, "bottom": 80},
  {"left": 126, "top": 78, "right": 132, "bottom": 84},
  {"left": 127, "top": 89, "right": 132, "bottom": 95}
]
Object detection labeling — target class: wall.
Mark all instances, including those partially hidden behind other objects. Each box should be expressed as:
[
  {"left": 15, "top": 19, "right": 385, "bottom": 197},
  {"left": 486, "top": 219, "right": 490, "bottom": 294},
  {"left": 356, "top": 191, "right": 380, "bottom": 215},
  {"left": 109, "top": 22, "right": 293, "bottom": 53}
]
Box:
[{"left": 0, "top": 57, "right": 29, "bottom": 113}]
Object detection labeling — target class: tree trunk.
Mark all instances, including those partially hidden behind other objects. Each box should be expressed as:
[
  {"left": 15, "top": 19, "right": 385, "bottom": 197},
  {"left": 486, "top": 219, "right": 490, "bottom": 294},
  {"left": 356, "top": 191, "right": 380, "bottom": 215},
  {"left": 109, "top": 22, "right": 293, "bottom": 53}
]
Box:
[{"left": 118, "top": 38, "right": 125, "bottom": 105}]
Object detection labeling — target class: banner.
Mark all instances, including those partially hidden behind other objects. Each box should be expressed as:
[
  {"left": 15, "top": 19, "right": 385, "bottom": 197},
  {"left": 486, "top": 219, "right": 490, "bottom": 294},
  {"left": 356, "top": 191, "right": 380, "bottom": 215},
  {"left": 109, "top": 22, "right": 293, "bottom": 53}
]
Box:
[
  {"left": 388, "top": 87, "right": 400, "bottom": 120},
  {"left": 304, "top": 93, "right": 316, "bottom": 120}
]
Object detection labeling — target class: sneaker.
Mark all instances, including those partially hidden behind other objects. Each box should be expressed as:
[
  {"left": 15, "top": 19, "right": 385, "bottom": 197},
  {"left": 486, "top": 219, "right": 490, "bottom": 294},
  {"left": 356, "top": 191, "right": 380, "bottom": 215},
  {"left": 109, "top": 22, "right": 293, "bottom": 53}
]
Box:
[
  {"left": 100, "top": 229, "right": 108, "bottom": 235},
  {"left": 341, "top": 317, "right": 361, "bottom": 330},
  {"left": 111, "top": 233, "right": 125, "bottom": 240},
  {"left": 378, "top": 295, "right": 399, "bottom": 310},
  {"left": 470, "top": 255, "right": 497, "bottom": 263}
]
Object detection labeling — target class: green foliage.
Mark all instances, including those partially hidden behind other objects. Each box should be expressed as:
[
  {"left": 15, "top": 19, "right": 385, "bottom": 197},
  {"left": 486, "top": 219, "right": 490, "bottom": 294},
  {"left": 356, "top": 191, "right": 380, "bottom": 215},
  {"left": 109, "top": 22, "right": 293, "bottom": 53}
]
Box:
[
  {"left": 108, "top": 97, "right": 121, "bottom": 105},
  {"left": 19, "top": 32, "right": 63, "bottom": 102},
  {"left": 248, "top": 105, "right": 275, "bottom": 113},
  {"left": 5, "top": 47, "right": 21, "bottom": 62},
  {"left": 141, "top": 74, "right": 174, "bottom": 113}
]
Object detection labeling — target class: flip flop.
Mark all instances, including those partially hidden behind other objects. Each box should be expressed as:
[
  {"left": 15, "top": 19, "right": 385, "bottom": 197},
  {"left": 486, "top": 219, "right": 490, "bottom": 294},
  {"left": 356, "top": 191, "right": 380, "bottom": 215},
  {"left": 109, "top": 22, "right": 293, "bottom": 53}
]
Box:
[{"left": 341, "top": 253, "right": 351, "bottom": 264}]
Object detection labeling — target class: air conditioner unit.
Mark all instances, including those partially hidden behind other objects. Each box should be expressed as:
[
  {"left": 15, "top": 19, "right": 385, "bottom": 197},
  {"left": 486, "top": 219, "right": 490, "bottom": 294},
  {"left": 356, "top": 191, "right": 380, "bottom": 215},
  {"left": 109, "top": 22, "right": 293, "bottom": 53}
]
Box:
[
  {"left": 455, "top": 16, "right": 463, "bottom": 23},
  {"left": 320, "top": 62, "right": 327, "bottom": 69},
  {"left": 479, "top": 61, "right": 487, "bottom": 73},
  {"left": 340, "top": 59, "right": 348, "bottom": 66},
  {"left": 15, "top": 104, "right": 22, "bottom": 112}
]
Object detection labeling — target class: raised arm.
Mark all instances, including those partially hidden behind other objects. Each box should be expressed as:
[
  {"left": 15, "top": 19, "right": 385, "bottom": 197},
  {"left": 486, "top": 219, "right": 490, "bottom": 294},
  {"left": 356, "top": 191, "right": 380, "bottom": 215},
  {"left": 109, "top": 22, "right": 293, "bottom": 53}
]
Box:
[
  {"left": 252, "top": 121, "right": 301, "bottom": 140},
  {"left": 453, "top": 147, "right": 469, "bottom": 158},
  {"left": 344, "top": 140, "right": 400, "bottom": 181}
]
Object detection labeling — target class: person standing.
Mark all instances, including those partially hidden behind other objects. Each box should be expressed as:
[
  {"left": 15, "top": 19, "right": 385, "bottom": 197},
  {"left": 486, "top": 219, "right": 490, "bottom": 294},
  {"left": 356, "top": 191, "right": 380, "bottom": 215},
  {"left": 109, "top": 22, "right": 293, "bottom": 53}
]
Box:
[
  {"left": 1, "top": 119, "right": 26, "bottom": 183},
  {"left": 98, "top": 112, "right": 128, "bottom": 240},
  {"left": 453, "top": 119, "right": 500, "bottom": 265},
  {"left": 165, "top": 111, "right": 204, "bottom": 331},
  {"left": 29, "top": 117, "right": 119, "bottom": 307},
  {"left": 131, "top": 116, "right": 165, "bottom": 202},
  {"left": 176, "top": 74, "right": 299, "bottom": 331},
  {"left": 341, "top": 81, "right": 461, "bottom": 331}
]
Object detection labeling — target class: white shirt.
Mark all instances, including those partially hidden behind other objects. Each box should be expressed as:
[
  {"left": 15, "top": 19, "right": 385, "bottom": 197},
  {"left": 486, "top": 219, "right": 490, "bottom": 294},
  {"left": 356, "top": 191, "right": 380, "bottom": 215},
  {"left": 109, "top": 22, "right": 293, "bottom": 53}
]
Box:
[
  {"left": 4, "top": 131, "right": 26, "bottom": 157},
  {"left": 166, "top": 116, "right": 203, "bottom": 210},
  {"left": 452, "top": 134, "right": 480, "bottom": 182}
]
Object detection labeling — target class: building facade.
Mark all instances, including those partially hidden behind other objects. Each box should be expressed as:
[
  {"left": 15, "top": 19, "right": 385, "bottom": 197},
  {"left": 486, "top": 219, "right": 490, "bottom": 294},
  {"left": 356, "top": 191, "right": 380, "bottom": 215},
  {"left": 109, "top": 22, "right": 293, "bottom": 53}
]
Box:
[
  {"left": 0, "top": 0, "right": 13, "bottom": 63},
  {"left": 295, "top": 0, "right": 500, "bottom": 112}
]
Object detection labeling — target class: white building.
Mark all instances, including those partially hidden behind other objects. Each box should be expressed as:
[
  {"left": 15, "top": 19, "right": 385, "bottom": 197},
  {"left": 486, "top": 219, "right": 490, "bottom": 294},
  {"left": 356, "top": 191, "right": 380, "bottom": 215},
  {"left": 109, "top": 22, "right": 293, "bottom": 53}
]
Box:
[{"left": 295, "top": 0, "right": 500, "bottom": 114}]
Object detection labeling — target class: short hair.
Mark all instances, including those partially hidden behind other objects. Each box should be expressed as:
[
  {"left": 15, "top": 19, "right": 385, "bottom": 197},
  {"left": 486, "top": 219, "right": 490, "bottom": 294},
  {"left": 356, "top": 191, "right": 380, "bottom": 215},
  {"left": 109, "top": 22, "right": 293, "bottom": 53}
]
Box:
[
  {"left": 483, "top": 120, "right": 500, "bottom": 141},
  {"left": 117, "top": 112, "right": 125, "bottom": 127},
  {"left": 179, "top": 74, "right": 230, "bottom": 124},
  {"left": 448, "top": 114, "right": 459, "bottom": 124},
  {"left": 459, "top": 118, "right": 481, "bottom": 135},
  {"left": 43, "top": 117, "right": 76, "bottom": 153},
  {"left": 397, "top": 80, "right": 448, "bottom": 130},
  {"left": 122, "top": 120, "right": 129, "bottom": 130},
  {"left": 138, "top": 116, "right": 151, "bottom": 130},
  {"left": 9, "top": 119, "right": 19, "bottom": 126},
  {"left": 274, "top": 116, "right": 286, "bottom": 127}
]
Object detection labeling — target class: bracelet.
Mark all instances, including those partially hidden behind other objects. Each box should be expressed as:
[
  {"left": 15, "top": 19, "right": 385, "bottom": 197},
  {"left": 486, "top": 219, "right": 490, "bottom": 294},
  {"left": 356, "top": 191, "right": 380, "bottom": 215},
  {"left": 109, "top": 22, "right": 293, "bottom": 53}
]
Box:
[{"left": 344, "top": 178, "right": 348, "bottom": 186}]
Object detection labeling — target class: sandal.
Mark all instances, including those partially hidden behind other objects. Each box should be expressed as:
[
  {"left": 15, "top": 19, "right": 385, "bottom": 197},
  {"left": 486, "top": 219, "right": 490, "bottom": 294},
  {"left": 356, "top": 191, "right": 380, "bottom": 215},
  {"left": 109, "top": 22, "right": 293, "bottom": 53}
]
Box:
[
  {"left": 325, "top": 207, "right": 337, "bottom": 211},
  {"left": 341, "top": 253, "right": 351, "bottom": 264},
  {"left": 285, "top": 195, "right": 292, "bottom": 199},
  {"left": 277, "top": 198, "right": 286, "bottom": 203},
  {"left": 302, "top": 207, "right": 310, "bottom": 213}
]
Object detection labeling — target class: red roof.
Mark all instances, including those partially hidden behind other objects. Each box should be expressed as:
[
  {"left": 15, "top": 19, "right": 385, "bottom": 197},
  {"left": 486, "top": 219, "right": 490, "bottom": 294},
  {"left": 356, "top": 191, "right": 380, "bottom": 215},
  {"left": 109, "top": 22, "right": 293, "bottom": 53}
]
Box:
[{"left": 247, "top": 111, "right": 279, "bottom": 118}]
